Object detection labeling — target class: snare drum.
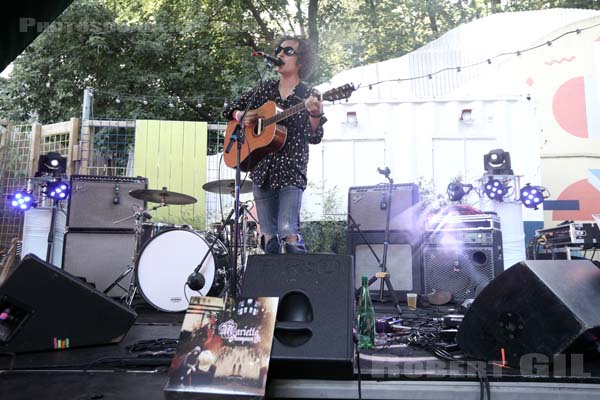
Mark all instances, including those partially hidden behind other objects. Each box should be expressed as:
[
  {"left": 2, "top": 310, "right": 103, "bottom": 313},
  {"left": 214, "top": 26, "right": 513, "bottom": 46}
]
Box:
[{"left": 135, "top": 228, "right": 228, "bottom": 312}]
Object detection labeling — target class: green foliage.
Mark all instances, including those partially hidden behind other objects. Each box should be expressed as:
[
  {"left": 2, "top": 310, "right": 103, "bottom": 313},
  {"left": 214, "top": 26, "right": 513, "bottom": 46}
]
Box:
[
  {"left": 302, "top": 219, "right": 347, "bottom": 254},
  {"left": 301, "top": 183, "right": 347, "bottom": 255},
  {"left": 1, "top": 0, "right": 599, "bottom": 124}
]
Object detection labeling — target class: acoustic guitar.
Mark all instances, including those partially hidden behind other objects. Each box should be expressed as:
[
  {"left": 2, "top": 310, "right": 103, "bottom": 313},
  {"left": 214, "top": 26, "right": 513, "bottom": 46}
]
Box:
[{"left": 224, "top": 83, "right": 355, "bottom": 172}]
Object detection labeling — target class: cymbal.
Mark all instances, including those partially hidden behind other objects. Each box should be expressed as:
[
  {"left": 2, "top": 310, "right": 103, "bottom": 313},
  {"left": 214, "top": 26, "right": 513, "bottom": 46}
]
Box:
[
  {"left": 128, "top": 187, "right": 197, "bottom": 205},
  {"left": 202, "top": 179, "right": 253, "bottom": 195}
]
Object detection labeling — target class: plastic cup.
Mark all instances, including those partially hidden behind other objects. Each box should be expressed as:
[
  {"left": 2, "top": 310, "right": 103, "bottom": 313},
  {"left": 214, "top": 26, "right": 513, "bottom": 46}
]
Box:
[{"left": 407, "top": 293, "right": 417, "bottom": 310}]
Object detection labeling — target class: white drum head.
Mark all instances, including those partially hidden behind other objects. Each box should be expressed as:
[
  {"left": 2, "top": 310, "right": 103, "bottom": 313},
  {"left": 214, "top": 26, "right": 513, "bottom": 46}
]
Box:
[{"left": 136, "top": 229, "right": 216, "bottom": 312}]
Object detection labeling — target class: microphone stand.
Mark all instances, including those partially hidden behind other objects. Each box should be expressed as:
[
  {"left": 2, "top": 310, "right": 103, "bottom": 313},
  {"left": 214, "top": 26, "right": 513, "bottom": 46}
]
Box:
[
  {"left": 45, "top": 198, "right": 58, "bottom": 264},
  {"left": 372, "top": 168, "right": 402, "bottom": 314},
  {"left": 187, "top": 206, "right": 237, "bottom": 293},
  {"left": 190, "top": 60, "right": 273, "bottom": 299}
]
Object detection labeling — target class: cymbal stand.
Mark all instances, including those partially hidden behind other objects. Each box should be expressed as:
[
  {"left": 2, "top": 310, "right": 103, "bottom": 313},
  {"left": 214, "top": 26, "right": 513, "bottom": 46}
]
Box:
[
  {"left": 228, "top": 202, "right": 259, "bottom": 275},
  {"left": 104, "top": 203, "right": 164, "bottom": 305}
]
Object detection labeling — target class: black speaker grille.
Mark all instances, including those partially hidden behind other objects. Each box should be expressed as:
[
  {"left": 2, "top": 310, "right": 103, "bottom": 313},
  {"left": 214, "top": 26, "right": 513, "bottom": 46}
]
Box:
[
  {"left": 62, "top": 231, "right": 135, "bottom": 296},
  {"left": 423, "top": 246, "right": 496, "bottom": 302},
  {"left": 67, "top": 175, "right": 147, "bottom": 230}
]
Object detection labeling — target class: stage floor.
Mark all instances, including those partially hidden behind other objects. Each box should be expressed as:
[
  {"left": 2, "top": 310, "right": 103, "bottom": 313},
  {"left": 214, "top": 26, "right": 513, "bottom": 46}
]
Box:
[{"left": 2, "top": 298, "right": 600, "bottom": 400}]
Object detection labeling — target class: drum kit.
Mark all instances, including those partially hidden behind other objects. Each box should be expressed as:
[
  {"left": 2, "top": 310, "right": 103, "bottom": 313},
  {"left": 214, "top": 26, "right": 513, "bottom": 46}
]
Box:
[{"left": 104, "top": 180, "right": 260, "bottom": 313}]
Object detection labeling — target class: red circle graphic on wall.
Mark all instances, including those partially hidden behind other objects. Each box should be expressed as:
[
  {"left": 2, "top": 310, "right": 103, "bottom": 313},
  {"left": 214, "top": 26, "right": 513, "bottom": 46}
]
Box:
[
  {"left": 552, "top": 76, "right": 589, "bottom": 138},
  {"left": 552, "top": 179, "right": 600, "bottom": 221}
]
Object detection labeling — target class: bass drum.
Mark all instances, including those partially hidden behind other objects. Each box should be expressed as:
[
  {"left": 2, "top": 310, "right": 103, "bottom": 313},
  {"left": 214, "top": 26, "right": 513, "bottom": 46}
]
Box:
[{"left": 136, "top": 228, "right": 228, "bottom": 312}]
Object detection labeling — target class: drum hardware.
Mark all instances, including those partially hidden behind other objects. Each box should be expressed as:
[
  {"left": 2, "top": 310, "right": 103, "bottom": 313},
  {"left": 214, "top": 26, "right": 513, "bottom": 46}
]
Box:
[
  {"left": 187, "top": 207, "right": 237, "bottom": 292},
  {"left": 203, "top": 200, "right": 260, "bottom": 295},
  {"left": 186, "top": 201, "right": 258, "bottom": 294},
  {"left": 104, "top": 185, "right": 232, "bottom": 312},
  {"left": 136, "top": 228, "right": 228, "bottom": 312},
  {"left": 104, "top": 202, "right": 166, "bottom": 303},
  {"left": 105, "top": 186, "right": 196, "bottom": 304}
]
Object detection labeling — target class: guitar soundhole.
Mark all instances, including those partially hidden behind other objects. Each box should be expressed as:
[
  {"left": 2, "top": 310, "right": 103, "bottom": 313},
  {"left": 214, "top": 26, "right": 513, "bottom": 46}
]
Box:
[{"left": 252, "top": 119, "right": 262, "bottom": 137}]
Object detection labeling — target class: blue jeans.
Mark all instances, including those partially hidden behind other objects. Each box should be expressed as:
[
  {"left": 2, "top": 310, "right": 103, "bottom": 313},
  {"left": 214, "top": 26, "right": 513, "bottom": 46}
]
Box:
[{"left": 252, "top": 185, "right": 307, "bottom": 254}]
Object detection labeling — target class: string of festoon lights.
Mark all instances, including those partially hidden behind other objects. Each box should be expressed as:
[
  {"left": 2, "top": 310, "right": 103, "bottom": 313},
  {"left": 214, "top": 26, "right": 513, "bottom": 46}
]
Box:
[
  {"left": 89, "top": 20, "right": 600, "bottom": 106},
  {"left": 88, "top": 87, "right": 225, "bottom": 110}
]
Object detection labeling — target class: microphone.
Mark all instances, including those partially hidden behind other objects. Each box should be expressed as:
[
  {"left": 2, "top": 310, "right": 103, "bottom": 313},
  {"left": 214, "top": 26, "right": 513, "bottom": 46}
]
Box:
[
  {"left": 113, "top": 183, "right": 120, "bottom": 205},
  {"left": 187, "top": 270, "right": 206, "bottom": 291},
  {"left": 377, "top": 167, "right": 391, "bottom": 177},
  {"left": 252, "top": 50, "right": 284, "bottom": 67},
  {"left": 141, "top": 208, "right": 152, "bottom": 220}
]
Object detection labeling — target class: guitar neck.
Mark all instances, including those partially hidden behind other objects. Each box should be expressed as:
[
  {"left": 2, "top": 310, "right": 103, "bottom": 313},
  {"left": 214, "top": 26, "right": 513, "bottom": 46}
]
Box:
[{"left": 263, "top": 101, "right": 306, "bottom": 127}]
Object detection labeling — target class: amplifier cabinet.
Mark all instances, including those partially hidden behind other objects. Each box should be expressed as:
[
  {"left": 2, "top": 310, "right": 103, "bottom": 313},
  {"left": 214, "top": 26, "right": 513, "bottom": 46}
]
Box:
[
  {"left": 62, "top": 230, "right": 135, "bottom": 296},
  {"left": 423, "top": 228, "right": 503, "bottom": 303},
  {"left": 348, "top": 183, "right": 420, "bottom": 232},
  {"left": 347, "top": 230, "right": 422, "bottom": 296},
  {"left": 67, "top": 175, "right": 147, "bottom": 231}
]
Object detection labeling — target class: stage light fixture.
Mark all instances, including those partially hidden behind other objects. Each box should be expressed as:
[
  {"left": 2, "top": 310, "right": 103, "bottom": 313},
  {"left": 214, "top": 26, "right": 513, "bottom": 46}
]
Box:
[
  {"left": 484, "top": 178, "right": 505, "bottom": 201},
  {"left": 483, "top": 149, "right": 513, "bottom": 175},
  {"left": 520, "top": 183, "right": 545, "bottom": 209},
  {"left": 9, "top": 190, "right": 36, "bottom": 211},
  {"left": 36, "top": 152, "right": 67, "bottom": 176},
  {"left": 46, "top": 181, "right": 70, "bottom": 201},
  {"left": 447, "top": 182, "right": 473, "bottom": 202}
]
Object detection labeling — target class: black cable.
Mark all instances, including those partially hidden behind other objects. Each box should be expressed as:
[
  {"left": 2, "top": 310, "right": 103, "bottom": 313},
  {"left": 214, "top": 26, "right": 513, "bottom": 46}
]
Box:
[
  {"left": 353, "top": 330, "right": 362, "bottom": 400},
  {"left": 484, "top": 370, "right": 491, "bottom": 400},
  {"left": 127, "top": 338, "right": 179, "bottom": 353},
  {"left": 183, "top": 281, "right": 191, "bottom": 303}
]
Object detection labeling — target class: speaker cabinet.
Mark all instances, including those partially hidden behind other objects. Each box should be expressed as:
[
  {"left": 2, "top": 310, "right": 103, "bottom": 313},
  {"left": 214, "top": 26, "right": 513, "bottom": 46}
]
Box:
[
  {"left": 348, "top": 183, "right": 420, "bottom": 232},
  {"left": 423, "top": 239, "right": 503, "bottom": 303},
  {"left": 62, "top": 231, "right": 135, "bottom": 296},
  {"left": 0, "top": 254, "right": 136, "bottom": 353},
  {"left": 242, "top": 254, "right": 354, "bottom": 379},
  {"left": 457, "top": 260, "right": 600, "bottom": 367},
  {"left": 348, "top": 231, "right": 422, "bottom": 295},
  {"left": 67, "top": 175, "right": 147, "bottom": 230}
]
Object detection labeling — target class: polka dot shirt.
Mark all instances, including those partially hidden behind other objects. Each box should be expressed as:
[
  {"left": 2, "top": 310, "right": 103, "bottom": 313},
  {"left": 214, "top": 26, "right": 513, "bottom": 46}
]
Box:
[{"left": 223, "top": 79, "right": 326, "bottom": 190}]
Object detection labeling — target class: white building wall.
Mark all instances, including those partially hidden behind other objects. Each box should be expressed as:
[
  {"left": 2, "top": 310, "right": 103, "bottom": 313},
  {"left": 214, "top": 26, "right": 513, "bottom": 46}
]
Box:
[{"left": 304, "top": 96, "right": 543, "bottom": 224}]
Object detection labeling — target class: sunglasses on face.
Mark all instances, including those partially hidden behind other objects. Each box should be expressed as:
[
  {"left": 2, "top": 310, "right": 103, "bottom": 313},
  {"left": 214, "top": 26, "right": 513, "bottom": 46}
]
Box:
[{"left": 274, "top": 46, "right": 297, "bottom": 56}]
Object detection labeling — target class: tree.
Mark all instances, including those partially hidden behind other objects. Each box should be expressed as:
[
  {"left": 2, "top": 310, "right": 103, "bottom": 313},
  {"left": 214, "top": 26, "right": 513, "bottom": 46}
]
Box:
[{"left": 1, "top": 0, "right": 598, "bottom": 124}]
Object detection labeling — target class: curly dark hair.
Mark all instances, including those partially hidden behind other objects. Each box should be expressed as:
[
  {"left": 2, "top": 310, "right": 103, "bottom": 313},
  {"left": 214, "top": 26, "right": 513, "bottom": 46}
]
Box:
[{"left": 274, "top": 36, "right": 318, "bottom": 80}]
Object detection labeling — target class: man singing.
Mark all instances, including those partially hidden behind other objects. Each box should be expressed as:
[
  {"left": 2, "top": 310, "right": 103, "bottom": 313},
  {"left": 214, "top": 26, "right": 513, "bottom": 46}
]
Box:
[{"left": 223, "top": 36, "right": 326, "bottom": 254}]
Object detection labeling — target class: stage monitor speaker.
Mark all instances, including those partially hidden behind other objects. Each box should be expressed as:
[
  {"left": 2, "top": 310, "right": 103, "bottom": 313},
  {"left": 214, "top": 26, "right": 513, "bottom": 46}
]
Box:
[
  {"left": 348, "top": 231, "right": 422, "bottom": 295},
  {"left": 0, "top": 254, "right": 136, "bottom": 353},
  {"left": 62, "top": 231, "right": 135, "bottom": 296},
  {"left": 348, "top": 183, "right": 420, "bottom": 232},
  {"left": 457, "top": 259, "right": 600, "bottom": 367},
  {"left": 423, "top": 239, "right": 503, "bottom": 303},
  {"left": 242, "top": 254, "right": 354, "bottom": 379},
  {"left": 67, "top": 175, "right": 147, "bottom": 230}
]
